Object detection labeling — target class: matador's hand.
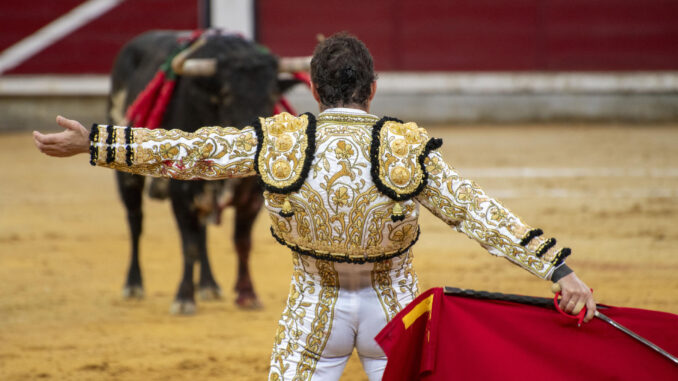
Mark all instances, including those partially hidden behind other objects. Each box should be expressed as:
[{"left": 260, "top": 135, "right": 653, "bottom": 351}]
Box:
[
  {"left": 552, "top": 272, "right": 596, "bottom": 323},
  {"left": 33, "top": 116, "right": 89, "bottom": 157}
]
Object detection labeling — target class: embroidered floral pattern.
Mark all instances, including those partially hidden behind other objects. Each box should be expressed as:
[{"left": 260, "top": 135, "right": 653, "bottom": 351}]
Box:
[
  {"left": 266, "top": 114, "right": 421, "bottom": 262},
  {"left": 373, "top": 120, "right": 427, "bottom": 197},
  {"left": 416, "top": 150, "right": 569, "bottom": 279},
  {"left": 268, "top": 254, "right": 339, "bottom": 381},
  {"left": 90, "top": 124, "right": 257, "bottom": 179},
  {"left": 255, "top": 112, "right": 315, "bottom": 192}
]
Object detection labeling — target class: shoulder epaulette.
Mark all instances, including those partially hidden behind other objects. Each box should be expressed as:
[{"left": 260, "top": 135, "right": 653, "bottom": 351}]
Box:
[
  {"left": 370, "top": 117, "right": 442, "bottom": 221},
  {"left": 254, "top": 112, "right": 316, "bottom": 217}
]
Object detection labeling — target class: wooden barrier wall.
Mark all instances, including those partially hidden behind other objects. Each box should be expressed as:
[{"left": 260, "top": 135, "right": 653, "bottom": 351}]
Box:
[{"left": 2, "top": 0, "right": 676, "bottom": 74}]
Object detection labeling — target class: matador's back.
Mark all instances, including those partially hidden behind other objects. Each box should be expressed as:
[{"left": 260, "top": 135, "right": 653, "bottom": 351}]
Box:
[
  {"left": 256, "top": 109, "right": 438, "bottom": 264},
  {"left": 91, "top": 108, "right": 572, "bottom": 280}
]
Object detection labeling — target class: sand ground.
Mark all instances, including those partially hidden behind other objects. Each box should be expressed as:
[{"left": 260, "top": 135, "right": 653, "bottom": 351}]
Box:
[{"left": 1, "top": 124, "right": 677, "bottom": 380}]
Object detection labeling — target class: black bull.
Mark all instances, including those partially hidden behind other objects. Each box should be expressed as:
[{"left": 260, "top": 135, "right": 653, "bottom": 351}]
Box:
[{"left": 107, "top": 30, "right": 304, "bottom": 314}]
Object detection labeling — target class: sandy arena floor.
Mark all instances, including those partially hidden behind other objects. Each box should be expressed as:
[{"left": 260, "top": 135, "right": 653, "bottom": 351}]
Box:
[{"left": 1, "top": 124, "right": 677, "bottom": 380}]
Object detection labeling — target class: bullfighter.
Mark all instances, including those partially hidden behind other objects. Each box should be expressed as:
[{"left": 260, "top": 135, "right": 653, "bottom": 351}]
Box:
[{"left": 34, "top": 32, "right": 596, "bottom": 381}]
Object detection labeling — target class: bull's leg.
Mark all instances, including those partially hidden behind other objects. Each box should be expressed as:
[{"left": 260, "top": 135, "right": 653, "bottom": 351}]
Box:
[
  {"left": 196, "top": 182, "right": 223, "bottom": 300},
  {"left": 116, "top": 171, "right": 145, "bottom": 299},
  {"left": 168, "top": 180, "right": 205, "bottom": 315},
  {"left": 232, "top": 178, "right": 264, "bottom": 309},
  {"left": 197, "top": 242, "right": 223, "bottom": 300}
]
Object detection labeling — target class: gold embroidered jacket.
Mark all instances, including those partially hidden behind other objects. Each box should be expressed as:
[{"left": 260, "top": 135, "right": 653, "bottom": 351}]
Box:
[{"left": 89, "top": 110, "right": 570, "bottom": 280}]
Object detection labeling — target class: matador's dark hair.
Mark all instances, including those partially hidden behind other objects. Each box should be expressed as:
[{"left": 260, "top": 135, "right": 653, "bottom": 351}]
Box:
[{"left": 310, "top": 32, "right": 376, "bottom": 108}]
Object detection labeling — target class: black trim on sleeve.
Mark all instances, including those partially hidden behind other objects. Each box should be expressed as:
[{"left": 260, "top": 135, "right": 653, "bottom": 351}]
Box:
[
  {"left": 105, "top": 125, "right": 115, "bottom": 164},
  {"left": 536, "top": 238, "right": 557, "bottom": 258},
  {"left": 125, "top": 126, "right": 133, "bottom": 166},
  {"left": 552, "top": 247, "right": 572, "bottom": 267},
  {"left": 88, "top": 124, "right": 99, "bottom": 166},
  {"left": 520, "top": 228, "right": 543, "bottom": 246}
]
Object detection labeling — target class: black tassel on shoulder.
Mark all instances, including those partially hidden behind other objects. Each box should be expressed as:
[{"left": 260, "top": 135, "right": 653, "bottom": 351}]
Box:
[
  {"left": 278, "top": 197, "right": 294, "bottom": 218},
  {"left": 390, "top": 202, "right": 405, "bottom": 222}
]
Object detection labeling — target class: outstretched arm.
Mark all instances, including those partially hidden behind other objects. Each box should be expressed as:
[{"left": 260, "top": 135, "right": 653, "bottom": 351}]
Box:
[
  {"left": 34, "top": 116, "right": 259, "bottom": 180},
  {"left": 416, "top": 150, "right": 596, "bottom": 322}
]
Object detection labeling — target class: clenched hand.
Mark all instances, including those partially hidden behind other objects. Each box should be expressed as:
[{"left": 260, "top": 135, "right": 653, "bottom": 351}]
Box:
[{"left": 553, "top": 272, "right": 596, "bottom": 323}]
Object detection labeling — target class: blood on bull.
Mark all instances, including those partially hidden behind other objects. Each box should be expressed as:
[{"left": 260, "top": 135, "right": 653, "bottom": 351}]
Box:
[{"left": 107, "top": 29, "right": 309, "bottom": 314}]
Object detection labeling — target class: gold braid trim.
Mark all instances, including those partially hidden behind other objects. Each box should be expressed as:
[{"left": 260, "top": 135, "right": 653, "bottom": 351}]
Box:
[
  {"left": 294, "top": 260, "right": 339, "bottom": 380},
  {"left": 256, "top": 113, "right": 311, "bottom": 191},
  {"left": 372, "top": 259, "right": 402, "bottom": 321}
]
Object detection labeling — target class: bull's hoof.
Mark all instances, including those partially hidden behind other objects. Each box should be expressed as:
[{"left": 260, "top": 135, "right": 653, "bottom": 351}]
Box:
[
  {"left": 235, "top": 294, "right": 263, "bottom": 310},
  {"left": 198, "top": 286, "right": 223, "bottom": 301},
  {"left": 170, "top": 300, "right": 197, "bottom": 315},
  {"left": 122, "top": 285, "right": 144, "bottom": 299}
]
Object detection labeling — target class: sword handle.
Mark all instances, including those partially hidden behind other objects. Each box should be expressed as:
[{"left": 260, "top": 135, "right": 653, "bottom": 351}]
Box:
[{"left": 553, "top": 291, "right": 589, "bottom": 327}]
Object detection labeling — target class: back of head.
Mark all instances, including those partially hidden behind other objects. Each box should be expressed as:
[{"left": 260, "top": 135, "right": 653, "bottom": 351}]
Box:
[{"left": 311, "top": 32, "right": 376, "bottom": 109}]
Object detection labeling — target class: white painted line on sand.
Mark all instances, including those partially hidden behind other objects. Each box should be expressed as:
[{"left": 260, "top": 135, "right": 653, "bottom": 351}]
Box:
[
  {"left": 488, "top": 187, "right": 678, "bottom": 199},
  {"left": 462, "top": 167, "right": 678, "bottom": 179}
]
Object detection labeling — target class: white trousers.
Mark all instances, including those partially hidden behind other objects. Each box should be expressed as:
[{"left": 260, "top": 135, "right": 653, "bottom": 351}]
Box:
[{"left": 268, "top": 251, "right": 419, "bottom": 381}]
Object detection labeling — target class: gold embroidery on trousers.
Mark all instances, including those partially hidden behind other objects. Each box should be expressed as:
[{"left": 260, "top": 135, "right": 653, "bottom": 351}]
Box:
[
  {"left": 269, "top": 254, "right": 316, "bottom": 381},
  {"left": 372, "top": 259, "right": 402, "bottom": 321},
  {"left": 294, "top": 259, "right": 339, "bottom": 380}
]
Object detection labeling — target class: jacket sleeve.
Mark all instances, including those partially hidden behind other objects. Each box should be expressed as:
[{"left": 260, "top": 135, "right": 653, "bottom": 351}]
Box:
[
  {"left": 88, "top": 124, "right": 258, "bottom": 180},
  {"left": 414, "top": 149, "right": 572, "bottom": 281}
]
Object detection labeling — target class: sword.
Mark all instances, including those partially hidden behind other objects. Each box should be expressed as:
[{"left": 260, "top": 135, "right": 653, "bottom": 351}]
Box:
[
  {"left": 593, "top": 310, "right": 678, "bottom": 366},
  {"left": 549, "top": 283, "right": 678, "bottom": 366},
  {"left": 444, "top": 286, "right": 678, "bottom": 366}
]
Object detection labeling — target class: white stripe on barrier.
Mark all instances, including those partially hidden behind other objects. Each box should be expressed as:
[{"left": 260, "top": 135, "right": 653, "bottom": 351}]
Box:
[
  {"left": 376, "top": 72, "right": 678, "bottom": 94},
  {"left": 3, "top": 71, "right": 678, "bottom": 96},
  {"left": 0, "top": 75, "right": 109, "bottom": 95},
  {"left": 0, "top": 0, "right": 124, "bottom": 74}
]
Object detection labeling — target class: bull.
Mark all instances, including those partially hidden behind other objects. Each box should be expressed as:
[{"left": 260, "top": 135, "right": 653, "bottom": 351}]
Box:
[{"left": 107, "top": 30, "right": 308, "bottom": 314}]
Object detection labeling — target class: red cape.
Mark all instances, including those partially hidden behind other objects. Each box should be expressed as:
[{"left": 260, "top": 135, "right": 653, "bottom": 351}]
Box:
[{"left": 376, "top": 287, "right": 678, "bottom": 380}]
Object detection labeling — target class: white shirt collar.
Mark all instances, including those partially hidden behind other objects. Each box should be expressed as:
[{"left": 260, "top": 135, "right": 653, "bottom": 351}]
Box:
[{"left": 321, "top": 107, "right": 368, "bottom": 115}]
